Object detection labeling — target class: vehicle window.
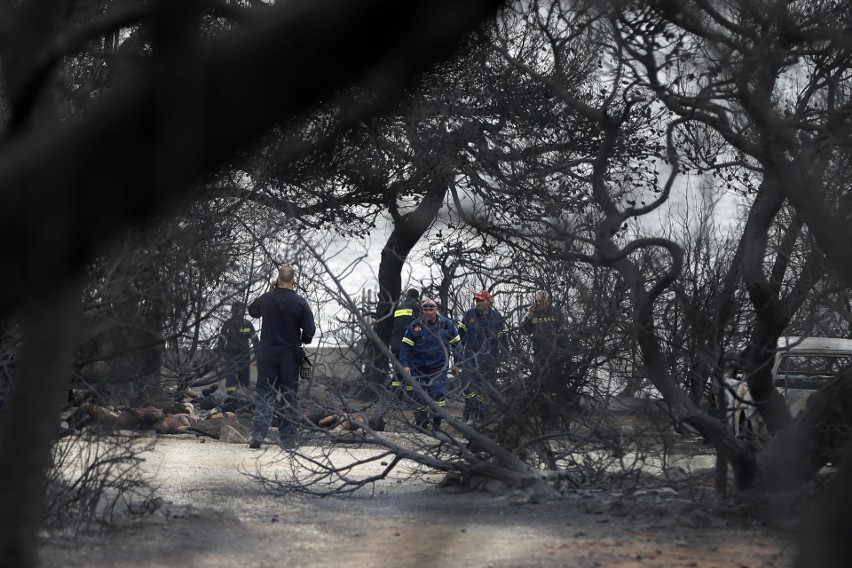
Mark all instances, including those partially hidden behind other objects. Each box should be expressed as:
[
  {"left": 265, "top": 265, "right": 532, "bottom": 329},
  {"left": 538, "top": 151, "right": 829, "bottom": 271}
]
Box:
[{"left": 776, "top": 355, "right": 852, "bottom": 388}]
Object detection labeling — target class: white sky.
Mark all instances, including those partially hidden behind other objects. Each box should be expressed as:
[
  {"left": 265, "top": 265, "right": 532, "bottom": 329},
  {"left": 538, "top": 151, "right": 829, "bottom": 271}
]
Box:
[{"left": 305, "top": 170, "right": 749, "bottom": 346}]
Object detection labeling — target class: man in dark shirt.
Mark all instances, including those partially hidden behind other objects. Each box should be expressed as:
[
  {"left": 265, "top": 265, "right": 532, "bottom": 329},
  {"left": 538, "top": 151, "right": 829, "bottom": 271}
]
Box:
[
  {"left": 389, "top": 288, "right": 420, "bottom": 392},
  {"left": 247, "top": 266, "right": 316, "bottom": 448},
  {"left": 217, "top": 302, "right": 258, "bottom": 393},
  {"left": 390, "top": 289, "right": 421, "bottom": 356},
  {"left": 520, "top": 290, "right": 572, "bottom": 417}
]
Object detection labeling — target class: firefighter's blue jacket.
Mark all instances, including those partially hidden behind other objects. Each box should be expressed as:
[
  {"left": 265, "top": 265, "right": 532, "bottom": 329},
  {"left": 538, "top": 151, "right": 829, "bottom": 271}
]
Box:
[
  {"left": 399, "top": 315, "right": 461, "bottom": 370},
  {"left": 458, "top": 307, "right": 510, "bottom": 368}
]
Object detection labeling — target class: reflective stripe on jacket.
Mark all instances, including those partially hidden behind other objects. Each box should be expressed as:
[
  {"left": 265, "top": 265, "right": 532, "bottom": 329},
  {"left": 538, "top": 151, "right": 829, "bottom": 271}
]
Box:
[
  {"left": 390, "top": 298, "right": 421, "bottom": 352},
  {"left": 399, "top": 315, "right": 460, "bottom": 370},
  {"left": 521, "top": 308, "right": 570, "bottom": 359},
  {"left": 219, "top": 317, "right": 258, "bottom": 352}
]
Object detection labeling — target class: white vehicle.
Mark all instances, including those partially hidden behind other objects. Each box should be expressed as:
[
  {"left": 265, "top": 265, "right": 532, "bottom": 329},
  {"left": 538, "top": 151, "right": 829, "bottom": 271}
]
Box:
[{"left": 729, "top": 336, "right": 852, "bottom": 438}]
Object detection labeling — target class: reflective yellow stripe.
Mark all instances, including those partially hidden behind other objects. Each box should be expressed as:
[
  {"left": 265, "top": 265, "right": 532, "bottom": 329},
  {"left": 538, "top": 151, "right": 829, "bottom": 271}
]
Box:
[
  {"left": 240, "top": 327, "right": 253, "bottom": 334},
  {"left": 458, "top": 322, "right": 468, "bottom": 332},
  {"left": 448, "top": 335, "right": 461, "bottom": 344},
  {"left": 402, "top": 337, "right": 415, "bottom": 346},
  {"left": 436, "top": 400, "right": 446, "bottom": 407},
  {"left": 390, "top": 381, "right": 402, "bottom": 387},
  {"left": 464, "top": 391, "right": 478, "bottom": 399},
  {"left": 394, "top": 308, "right": 414, "bottom": 318}
]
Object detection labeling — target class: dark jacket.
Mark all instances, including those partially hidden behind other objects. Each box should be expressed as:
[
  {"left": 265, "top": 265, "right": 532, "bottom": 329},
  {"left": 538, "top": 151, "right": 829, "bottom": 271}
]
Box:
[
  {"left": 218, "top": 317, "right": 258, "bottom": 354},
  {"left": 390, "top": 297, "right": 421, "bottom": 354},
  {"left": 399, "top": 315, "right": 461, "bottom": 370},
  {"left": 458, "top": 307, "right": 509, "bottom": 368},
  {"left": 521, "top": 306, "right": 569, "bottom": 361},
  {"left": 248, "top": 288, "right": 315, "bottom": 352}
]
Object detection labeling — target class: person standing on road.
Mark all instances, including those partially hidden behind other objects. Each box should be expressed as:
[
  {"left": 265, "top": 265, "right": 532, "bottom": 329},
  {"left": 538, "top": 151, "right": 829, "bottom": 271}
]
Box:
[
  {"left": 389, "top": 288, "right": 421, "bottom": 394},
  {"left": 458, "top": 290, "right": 509, "bottom": 425},
  {"left": 247, "top": 266, "right": 316, "bottom": 449},
  {"left": 520, "top": 290, "right": 573, "bottom": 417},
  {"left": 217, "top": 302, "right": 259, "bottom": 394},
  {"left": 398, "top": 298, "right": 461, "bottom": 430}
]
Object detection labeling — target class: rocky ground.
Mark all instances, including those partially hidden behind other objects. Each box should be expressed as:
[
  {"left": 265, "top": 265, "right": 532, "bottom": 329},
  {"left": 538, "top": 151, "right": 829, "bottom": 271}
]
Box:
[{"left": 38, "top": 434, "right": 795, "bottom": 568}]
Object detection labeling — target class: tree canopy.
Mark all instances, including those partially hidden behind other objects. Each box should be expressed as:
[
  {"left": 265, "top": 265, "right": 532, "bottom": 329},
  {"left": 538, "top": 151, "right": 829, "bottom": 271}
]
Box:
[{"left": 5, "top": 0, "right": 852, "bottom": 566}]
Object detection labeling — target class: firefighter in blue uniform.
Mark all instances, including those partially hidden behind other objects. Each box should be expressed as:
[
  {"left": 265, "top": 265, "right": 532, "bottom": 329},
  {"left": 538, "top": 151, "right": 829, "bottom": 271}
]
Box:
[
  {"left": 458, "top": 289, "right": 510, "bottom": 425},
  {"left": 398, "top": 298, "right": 460, "bottom": 430}
]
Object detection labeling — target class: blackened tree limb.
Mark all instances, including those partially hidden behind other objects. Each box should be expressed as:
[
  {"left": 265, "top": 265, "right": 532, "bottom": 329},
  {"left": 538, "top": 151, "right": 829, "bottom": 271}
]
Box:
[
  {"left": 0, "top": 287, "right": 81, "bottom": 567},
  {"left": 0, "top": 0, "right": 502, "bottom": 321}
]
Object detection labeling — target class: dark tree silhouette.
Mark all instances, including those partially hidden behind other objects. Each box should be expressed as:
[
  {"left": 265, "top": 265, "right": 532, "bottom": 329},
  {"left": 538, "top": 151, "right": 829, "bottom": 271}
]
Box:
[{"left": 0, "top": 2, "right": 501, "bottom": 565}]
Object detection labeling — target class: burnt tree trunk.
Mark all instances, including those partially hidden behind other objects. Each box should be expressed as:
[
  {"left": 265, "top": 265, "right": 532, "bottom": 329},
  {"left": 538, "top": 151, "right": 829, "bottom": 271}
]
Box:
[
  {"left": 796, "top": 441, "right": 852, "bottom": 568},
  {"left": 0, "top": 288, "right": 81, "bottom": 568},
  {"left": 0, "top": 3, "right": 501, "bottom": 566},
  {"left": 368, "top": 182, "right": 448, "bottom": 387},
  {"left": 740, "top": 182, "right": 824, "bottom": 436}
]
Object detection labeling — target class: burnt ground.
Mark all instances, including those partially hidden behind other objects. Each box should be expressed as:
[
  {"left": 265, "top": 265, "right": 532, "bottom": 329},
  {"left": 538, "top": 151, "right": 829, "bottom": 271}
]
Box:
[{"left": 37, "top": 435, "right": 795, "bottom": 568}]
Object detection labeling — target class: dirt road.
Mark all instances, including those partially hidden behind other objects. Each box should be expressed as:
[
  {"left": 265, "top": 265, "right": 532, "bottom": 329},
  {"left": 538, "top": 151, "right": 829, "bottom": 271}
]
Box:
[{"left": 39, "top": 436, "right": 793, "bottom": 568}]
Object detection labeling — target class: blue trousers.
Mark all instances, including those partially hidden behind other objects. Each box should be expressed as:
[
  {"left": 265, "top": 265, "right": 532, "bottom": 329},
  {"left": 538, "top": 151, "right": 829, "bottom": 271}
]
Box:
[
  {"left": 253, "top": 347, "right": 301, "bottom": 439},
  {"left": 407, "top": 366, "right": 448, "bottom": 428},
  {"left": 462, "top": 356, "right": 497, "bottom": 420},
  {"left": 223, "top": 351, "right": 251, "bottom": 390}
]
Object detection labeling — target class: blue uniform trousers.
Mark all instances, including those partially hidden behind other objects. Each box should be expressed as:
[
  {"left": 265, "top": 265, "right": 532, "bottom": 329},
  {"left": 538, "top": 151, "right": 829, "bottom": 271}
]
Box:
[
  {"left": 407, "top": 365, "right": 448, "bottom": 429},
  {"left": 253, "top": 347, "right": 301, "bottom": 439},
  {"left": 224, "top": 350, "right": 251, "bottom": 391},
  {"left": 461, "top": 363, "right": 496, "bottom": 423}
]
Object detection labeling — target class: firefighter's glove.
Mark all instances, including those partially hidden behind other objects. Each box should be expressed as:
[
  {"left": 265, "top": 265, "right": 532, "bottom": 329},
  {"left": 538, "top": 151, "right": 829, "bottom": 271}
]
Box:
[{"left": 299, "top": 357, "right": 312, "bottom": 380}]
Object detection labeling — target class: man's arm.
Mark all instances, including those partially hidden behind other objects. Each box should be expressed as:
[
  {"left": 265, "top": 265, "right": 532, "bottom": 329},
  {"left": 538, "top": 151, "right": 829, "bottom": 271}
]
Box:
[
  {"left": 399, "top": 327, "right": 415, "bottom": 369},
  {"left": 457, "top": 310, "right": 469, "bottom": 344},
  {"left": 247, "top": 295, "right": 264, "bottom": 319},
  {"left": 520, "top": 311, "right": 535, "bottom": 335},
  {"left": 496, "top": 313, "right": 511, "bottom": 357},
  {"left": 300, "top": 304, "right": 317, "bottom": 344},
  {"left": 447, "top": 321, "right": 462, "bottom": 368}
]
